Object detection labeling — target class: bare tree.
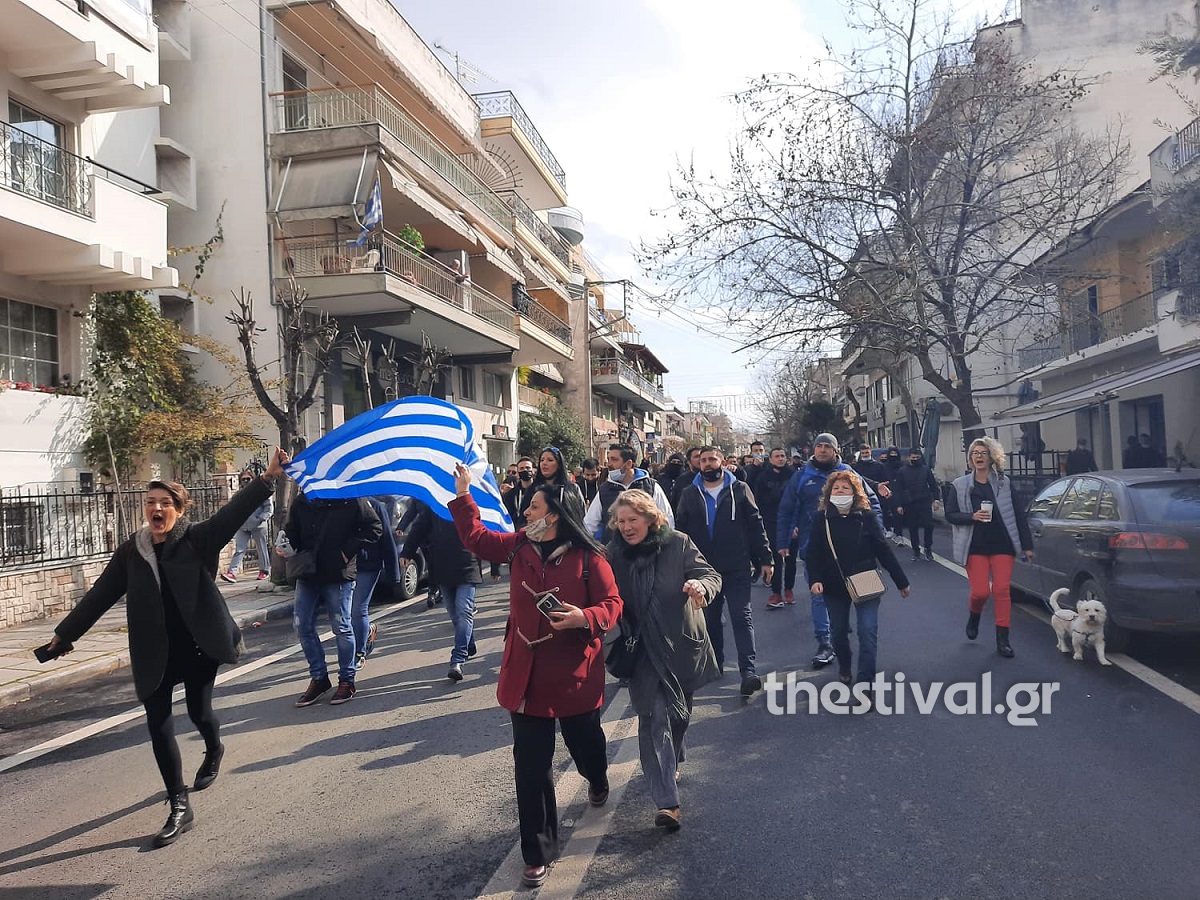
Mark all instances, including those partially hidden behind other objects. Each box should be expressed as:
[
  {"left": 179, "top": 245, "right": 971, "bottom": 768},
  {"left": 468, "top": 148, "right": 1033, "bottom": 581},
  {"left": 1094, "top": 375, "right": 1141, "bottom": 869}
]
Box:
[
  {"left": 226, "top": 283, "right": 341, "bottom": 455},
  {"left": 640, "top": 0, "right": 1129, "bottom": 440}
]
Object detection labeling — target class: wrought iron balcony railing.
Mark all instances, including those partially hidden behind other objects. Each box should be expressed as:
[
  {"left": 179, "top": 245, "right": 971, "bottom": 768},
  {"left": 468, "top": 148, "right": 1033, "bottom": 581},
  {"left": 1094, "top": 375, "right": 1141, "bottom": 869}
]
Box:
[
  {"left": 271, "top": 86, "right": 512, "bottom": 235},
  {"left": 1173, "top": 115, "right": 1200, "bottom": 171},
  {"left": 498, "top": 190, "right": 572, "bottom": 268},
  {"left": 474, "top": 91, "right": 567, "bottom": 191},
  {"left": 513, "top": 287, "right": 571, "bottom": 345},
  {"left": 281, "top": 231, "right": 516, "bottom": 333},
  {"left": 2, "top": 120, "right": 93, "bottom": 216},
  {"left": 1018, "top": 291, "right": 1158, "bottom": 368}
]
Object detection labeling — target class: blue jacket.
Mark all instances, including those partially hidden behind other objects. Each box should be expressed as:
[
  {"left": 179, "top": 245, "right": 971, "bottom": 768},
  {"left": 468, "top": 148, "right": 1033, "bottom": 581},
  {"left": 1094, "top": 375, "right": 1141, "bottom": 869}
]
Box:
[{"left": 777, "top": 459, "right": 883, "bottom": 558}]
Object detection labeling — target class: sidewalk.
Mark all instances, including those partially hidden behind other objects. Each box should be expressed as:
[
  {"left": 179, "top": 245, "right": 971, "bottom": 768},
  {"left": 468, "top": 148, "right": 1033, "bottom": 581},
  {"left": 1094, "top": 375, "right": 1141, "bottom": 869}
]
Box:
[{"left": 0, "top": 577, "right": 297, "bottom": 711}]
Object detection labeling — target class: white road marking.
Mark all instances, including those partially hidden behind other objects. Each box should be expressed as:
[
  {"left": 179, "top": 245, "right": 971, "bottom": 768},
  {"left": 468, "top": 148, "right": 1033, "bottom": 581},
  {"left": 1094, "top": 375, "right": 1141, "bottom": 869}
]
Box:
[
  {"left": 0, "top": 595, "right": 426, "bottom": 775},
  {"left": 928, "top": 549, "right": 1200, "bottom": 716},
  {"left": 475, "top": 690, "right": 639, "bottom": 900}
]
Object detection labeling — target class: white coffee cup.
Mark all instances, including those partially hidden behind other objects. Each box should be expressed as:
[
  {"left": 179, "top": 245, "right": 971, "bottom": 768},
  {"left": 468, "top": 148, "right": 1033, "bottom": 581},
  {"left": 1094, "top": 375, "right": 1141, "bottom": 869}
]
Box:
[{"left": 980, "top": 501, "right": 994, "bottom": 522}]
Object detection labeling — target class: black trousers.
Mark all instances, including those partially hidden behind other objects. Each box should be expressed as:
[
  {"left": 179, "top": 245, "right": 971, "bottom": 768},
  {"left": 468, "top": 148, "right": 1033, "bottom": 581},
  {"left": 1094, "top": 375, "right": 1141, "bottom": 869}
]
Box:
[
  {"left": 770, "top": 548, "right": 797, "bottom": 593},
  {"left": 904, "top": 504, "right": 934, "bottom": 552},
  {"left": 510, "top": 708, "right": 609, "bottom": 867},
  {"left": 142, "top": 656, "right": 220, "bottom": 795}
]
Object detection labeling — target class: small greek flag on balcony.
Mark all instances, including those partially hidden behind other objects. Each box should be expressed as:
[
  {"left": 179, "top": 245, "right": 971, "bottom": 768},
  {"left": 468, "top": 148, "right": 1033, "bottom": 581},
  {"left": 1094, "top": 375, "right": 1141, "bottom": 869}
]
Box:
[
  {"left": 352, "top": 175, "right": 383, "bottom": 247},
  {"left": 285, "top": 396, "right": 514, "bottom": 532}
]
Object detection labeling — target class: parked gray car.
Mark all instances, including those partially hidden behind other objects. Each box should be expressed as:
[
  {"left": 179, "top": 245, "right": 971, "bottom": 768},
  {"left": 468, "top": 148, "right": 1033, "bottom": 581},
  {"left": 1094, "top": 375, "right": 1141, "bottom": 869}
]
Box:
[{"left": 1010, "top": 470, "right": 1200, "bottom": 651}]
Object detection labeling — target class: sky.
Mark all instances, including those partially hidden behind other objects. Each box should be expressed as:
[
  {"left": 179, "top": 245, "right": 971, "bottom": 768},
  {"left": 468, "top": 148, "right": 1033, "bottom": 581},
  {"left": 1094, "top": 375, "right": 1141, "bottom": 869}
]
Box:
[{"left": 394, "top": 0, "right": 1015, "bottom": 426}]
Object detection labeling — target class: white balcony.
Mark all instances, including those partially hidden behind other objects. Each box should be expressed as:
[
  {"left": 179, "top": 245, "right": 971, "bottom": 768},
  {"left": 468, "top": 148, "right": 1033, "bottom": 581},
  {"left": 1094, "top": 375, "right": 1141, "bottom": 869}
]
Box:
[
  {"left": 0, "top": 0, "right": 168, "bottom": 113},
  {"left": 0, "top": 124, "right": 176, "bottom": 288},
  {"left": 591, "top": 357, "right": 669, "bottom": 412},
  {"left": 281, "top": 231, "right": 519, "bottom": 358}
]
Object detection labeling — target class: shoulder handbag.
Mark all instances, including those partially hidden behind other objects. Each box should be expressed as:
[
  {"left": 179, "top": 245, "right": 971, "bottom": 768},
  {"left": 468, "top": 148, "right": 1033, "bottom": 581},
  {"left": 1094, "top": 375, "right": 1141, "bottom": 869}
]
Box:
[
  {"left": 824, "top": 517, "right": 887, "bottom": 604},
  {"left": 603, "top": 552, "right": 645, "bottom": 679}
]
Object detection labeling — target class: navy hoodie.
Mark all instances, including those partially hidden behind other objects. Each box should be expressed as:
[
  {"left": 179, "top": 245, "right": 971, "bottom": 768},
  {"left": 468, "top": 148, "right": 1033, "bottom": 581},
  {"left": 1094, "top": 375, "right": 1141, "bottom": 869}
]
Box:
[{"left": 674, "top": 470, "right": 772, "bottom": 575}]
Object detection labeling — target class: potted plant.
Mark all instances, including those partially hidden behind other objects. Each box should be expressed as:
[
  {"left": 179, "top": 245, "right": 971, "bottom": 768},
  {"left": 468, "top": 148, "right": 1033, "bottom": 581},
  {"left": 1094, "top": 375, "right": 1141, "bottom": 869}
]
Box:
[{"left": 397, "top": 224, "right": 424, "bottom": 253}]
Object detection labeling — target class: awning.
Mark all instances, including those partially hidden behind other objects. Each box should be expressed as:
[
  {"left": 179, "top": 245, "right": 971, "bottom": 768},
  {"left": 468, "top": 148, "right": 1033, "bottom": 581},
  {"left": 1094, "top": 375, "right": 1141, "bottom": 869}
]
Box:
[
  {"left": 271, "top": 151, "right": 375, "bottom": 222},
  {"left": 592, "top": 416, "right": 619, "bottom": 436},
  {"left": 380, "top": 159, "right": 475, "bottom": 242},
  {"left": 992, "top": 347, "right": 1200, "bottom": 426},
  {"left": 471, "top": 227, "right": 524, "bottom": 282}
]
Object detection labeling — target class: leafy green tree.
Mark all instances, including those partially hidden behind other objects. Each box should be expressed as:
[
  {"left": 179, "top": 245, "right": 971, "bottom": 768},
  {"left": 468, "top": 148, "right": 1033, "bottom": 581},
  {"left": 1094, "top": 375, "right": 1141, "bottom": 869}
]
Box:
[
  {"left": 81, "top": 290, "right": 258, "bottom": 485},
  {"left": 517, "top": 397, "right": 589, "bottom": 468}
]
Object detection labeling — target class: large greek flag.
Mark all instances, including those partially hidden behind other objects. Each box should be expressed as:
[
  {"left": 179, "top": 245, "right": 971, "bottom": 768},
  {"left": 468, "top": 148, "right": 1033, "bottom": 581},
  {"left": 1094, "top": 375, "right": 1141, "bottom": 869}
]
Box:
[{"left": 285, "top": 396, "right": 514, "bottom": 532}]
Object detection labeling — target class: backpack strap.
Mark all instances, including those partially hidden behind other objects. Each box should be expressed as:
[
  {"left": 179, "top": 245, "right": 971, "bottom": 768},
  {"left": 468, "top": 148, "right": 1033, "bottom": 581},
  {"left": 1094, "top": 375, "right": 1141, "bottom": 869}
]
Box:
[{"left": 507, "top": 537, "right": 529, "bottom": 565}]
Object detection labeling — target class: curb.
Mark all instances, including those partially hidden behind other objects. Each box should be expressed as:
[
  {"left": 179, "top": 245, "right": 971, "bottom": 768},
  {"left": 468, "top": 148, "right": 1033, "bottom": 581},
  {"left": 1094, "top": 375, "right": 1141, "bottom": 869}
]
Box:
[{"left": 0, "top": 596, "right": 297, "bottom": 712}]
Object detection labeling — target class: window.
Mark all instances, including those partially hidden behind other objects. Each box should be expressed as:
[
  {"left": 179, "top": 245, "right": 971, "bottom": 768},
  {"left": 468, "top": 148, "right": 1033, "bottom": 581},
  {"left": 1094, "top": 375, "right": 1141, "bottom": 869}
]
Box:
[
  {"left": 1027, "top": 479, "right": 1070, "bottom": 519},
  {"left": 1058, "top": 477, "right": 1102, "bottom": 521},
  {"left": 280, "top": 54, "right": 309, "bottom": 129},
  {"left": 457, "top": 365, "right": 476, "bottom": 402},
  {"left": 0, "top": 299, "right": 59, "bottom": 386},
  {"left": 1096, "top": 486, "right": 1120, "bottom": 521},
  {"left": 483, "top": 371, "right": 505, "bottom": 407},
  {"left": 0, "top": 501, "right": 43, "bottom": 559},
  {"left": 7, "top": 100, "right": 69, "bottom": 208}
]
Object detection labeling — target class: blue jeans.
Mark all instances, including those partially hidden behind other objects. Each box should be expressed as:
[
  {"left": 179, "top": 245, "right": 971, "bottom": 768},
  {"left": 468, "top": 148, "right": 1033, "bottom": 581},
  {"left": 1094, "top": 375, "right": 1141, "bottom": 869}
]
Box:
[
  {"left": 824, "top": 594, "right": 880, "bottom": 682},
  {"left": 293, "top": 579, "right": 356, "bottom": 682},
  {"left": 442, "top": 583, "right": 477, "bottom": 664},
  {"left": 230, "top": 523, "right": 270, "bottom": 574},
  {"left": 803, "top": 561, "right": 831, "bottom": 644},
  {"left": 351, "top": 568, "right": 380, "bottom": 659},
  {"left": 701, "top": 570, "right": 756, "bottom": 676}
]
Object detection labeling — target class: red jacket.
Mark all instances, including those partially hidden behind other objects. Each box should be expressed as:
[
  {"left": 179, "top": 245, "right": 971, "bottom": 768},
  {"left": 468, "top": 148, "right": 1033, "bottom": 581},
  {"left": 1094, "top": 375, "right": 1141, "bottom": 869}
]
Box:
[{"left": 450, "top": 495, "right": 622, "bottom": 717}]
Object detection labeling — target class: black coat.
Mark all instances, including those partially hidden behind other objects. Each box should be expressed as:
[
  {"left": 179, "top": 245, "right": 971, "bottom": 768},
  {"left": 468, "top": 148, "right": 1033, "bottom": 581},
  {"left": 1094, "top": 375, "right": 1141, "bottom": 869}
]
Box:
[
  {"left": 895, "top": 463, "right": 939, "bottom": 507},
  {"left": 674, "top": 474, "right": 773, "bottom": 575},
  {"left": 805, "top": 507, "right": 909, "bottom": 601},
  {"left": 284, "top": 493, "right": 383, "bottom": 584},
  {"left": 55, "top": 478, "right": 274, "bottom": 701},
  {"left": 401, "top": 505, "right": 482, "bottom": 586},
  {"left": 753, "top": 464, "right": 795, "bottom": 550},
  {"left": 851, "top": 457, "right": 889, "bottom": 486}
]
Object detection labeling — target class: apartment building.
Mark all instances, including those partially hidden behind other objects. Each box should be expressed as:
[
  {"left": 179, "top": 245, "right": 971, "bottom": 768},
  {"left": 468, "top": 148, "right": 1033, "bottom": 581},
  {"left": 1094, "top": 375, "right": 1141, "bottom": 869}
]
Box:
[
  {"left": 0, "top": 0, "right": 175, "bottom": 487},
  {"left": 839, "top": 0, "right": 1194, "bottom": 476},
  {"left": 157, "top": 0, "right": 585, "bottom": 470}
]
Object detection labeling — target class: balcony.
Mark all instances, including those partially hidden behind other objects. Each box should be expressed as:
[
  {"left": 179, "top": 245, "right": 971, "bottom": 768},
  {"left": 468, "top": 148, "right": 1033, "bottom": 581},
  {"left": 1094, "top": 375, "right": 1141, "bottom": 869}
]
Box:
[
  {"left": 281, "top": 230, "right": 519, "bottom": 358},
  {"left": 1016, "top": 292, "right": 1157, "bottom": 369},
  {"left": 518, "top": 383, "right": 558, "bottom": 411},
  {"left": 0, "top": 0, "right": 168, "bottom": 113},
  {"left": 513, "top": 286, "right": 573, "bottom": 365},
  {"left": 1151, "top": 114, "right": 1200, "bottom": 198},
  {"left": 592, "top": 357, "right": 669, "bottom": 412},
  {"left": 270, "top": 86, "right": 512, "bottom": 240},
  {"left": 498, "top": 190, "right": 572, "bottom": 278},
  {"left": 0, "top": 121, "right": 175, "bottom": 288},
  {"left": 475, "top": 91, "right": 568, "bottom": 209}
]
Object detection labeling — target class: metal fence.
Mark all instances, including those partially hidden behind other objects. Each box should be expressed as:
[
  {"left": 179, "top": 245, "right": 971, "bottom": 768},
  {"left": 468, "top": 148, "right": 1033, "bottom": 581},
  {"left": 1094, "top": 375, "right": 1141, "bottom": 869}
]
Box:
[
  {"left": 0, "top": 485, "right": 229, "bottom": 570},
  {"left": 473, "top": 91, "right": 567, "bottom": 190}
]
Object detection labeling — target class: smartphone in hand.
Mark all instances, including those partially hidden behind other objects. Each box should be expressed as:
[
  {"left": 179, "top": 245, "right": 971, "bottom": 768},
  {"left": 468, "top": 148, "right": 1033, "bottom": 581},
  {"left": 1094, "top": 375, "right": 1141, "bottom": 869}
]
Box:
[
  {"left": 34, "top": 640, "right": 72, "bottom": 663},
  {"left": 535, "top": 593, "right": 568, "bottom": 621}
]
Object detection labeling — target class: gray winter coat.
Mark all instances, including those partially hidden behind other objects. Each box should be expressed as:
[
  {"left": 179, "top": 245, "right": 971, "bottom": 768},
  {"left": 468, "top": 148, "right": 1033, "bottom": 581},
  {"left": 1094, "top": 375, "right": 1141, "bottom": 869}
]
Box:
[
  {"left": 56, "top": 478, "right": 274, "bottom": 701},
  {"left": 605, "top": 529, "right": 722, "bottom": 710}
]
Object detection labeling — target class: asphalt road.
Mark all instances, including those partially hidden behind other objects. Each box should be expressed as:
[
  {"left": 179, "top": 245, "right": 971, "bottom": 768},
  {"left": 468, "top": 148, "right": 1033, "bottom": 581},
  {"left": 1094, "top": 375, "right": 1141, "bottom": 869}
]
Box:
[{"left": 1, "top": 554, "right": 1198, "bottom": 899}]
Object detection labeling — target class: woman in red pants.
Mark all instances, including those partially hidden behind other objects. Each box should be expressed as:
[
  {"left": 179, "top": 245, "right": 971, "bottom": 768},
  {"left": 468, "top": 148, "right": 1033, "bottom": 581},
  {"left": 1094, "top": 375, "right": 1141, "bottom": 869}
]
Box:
[{"left": 945, "top": 437, "right": 1034, "bottom": 657}]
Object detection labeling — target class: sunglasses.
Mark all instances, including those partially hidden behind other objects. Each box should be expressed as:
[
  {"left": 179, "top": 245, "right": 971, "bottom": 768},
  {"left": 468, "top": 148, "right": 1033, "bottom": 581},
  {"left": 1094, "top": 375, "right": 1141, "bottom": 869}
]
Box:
[{"left": 542, "top": 446, "right": 560, "bottom": 455}]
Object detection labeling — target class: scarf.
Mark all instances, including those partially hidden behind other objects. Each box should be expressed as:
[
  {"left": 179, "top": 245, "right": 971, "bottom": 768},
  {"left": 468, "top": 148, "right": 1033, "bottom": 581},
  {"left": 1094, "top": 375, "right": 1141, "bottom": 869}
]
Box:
[{"left": 614, "top": 528, "right": 690, "bottom": 723}]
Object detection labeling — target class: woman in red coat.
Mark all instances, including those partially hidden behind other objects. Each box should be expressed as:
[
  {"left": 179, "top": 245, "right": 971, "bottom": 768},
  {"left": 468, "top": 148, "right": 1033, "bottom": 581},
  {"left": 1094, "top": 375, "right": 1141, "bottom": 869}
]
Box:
[{"left": 451, "top": 464, "right": 622, "bottom": 889}]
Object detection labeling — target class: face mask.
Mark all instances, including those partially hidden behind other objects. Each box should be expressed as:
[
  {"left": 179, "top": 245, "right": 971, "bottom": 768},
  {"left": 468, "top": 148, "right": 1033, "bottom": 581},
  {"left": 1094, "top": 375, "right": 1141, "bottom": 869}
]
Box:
[
  {"left": 524, "top": 515, "right": 554, "bottom": 541},
  {"left": 701, "top": 468, "right": 723, "bottom": 482},
  {"left": 519, "top": 471, "right": 533, "bottom": 482},
  {"left": 909, "top": 459, "right": 920, "bottom": 466},
  {"left": 607, "top": 468, "right": 627, "bottom": 483},
  {"left": 830, "top": 495, "right": 854, "bottom": 511}
]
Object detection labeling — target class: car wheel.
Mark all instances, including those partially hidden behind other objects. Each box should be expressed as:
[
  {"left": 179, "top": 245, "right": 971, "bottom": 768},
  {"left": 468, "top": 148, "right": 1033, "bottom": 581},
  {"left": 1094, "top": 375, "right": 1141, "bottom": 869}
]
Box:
[
  {"left": 396, "top": 558, "right": 420, "bottom": 601},
  {"left": 1075, "top": 577, "right": 1132, "bottom": 655}
]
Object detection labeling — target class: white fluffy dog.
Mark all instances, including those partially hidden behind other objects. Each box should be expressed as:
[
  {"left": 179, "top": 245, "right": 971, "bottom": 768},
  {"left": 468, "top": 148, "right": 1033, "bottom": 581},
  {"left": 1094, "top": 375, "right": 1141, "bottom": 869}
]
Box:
[{"left": 1049, "top": 588, "right": 1112, "bottom": 665}]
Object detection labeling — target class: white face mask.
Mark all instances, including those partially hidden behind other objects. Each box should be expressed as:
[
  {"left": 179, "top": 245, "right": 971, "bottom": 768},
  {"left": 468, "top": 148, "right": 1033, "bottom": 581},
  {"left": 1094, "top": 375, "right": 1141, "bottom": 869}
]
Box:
[
  {"left": 524, "top": 515, "right": 554, "bottom": 542},
  {"left": 830, "top": 495, "right": 854, "bottom": 511}
]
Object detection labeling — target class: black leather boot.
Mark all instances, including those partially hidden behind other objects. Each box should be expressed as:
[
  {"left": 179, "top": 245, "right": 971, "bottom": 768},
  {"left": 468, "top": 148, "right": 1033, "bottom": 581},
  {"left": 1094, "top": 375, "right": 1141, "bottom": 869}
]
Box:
[
  {"left": 193, "top": 743, "right": 224, "bottom": 791},
  {"left": 153, "top": 789, "right": 194, "bottom": 848},
  {"left": 996, "top": 626, "right": 1014, "bottom": 658},
  {"left": 966, "top": 612, "right": 981, "bottom": 641}
]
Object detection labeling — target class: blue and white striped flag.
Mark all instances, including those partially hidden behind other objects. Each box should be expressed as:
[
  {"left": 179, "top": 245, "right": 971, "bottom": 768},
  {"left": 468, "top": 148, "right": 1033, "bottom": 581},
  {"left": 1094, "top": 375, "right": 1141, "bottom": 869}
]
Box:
[
  {"left": 285, "top": 396, "right": 514, "bottom": 533},
  {"left": 352, "top": 174, "right": 382, "bottom": 247}
]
